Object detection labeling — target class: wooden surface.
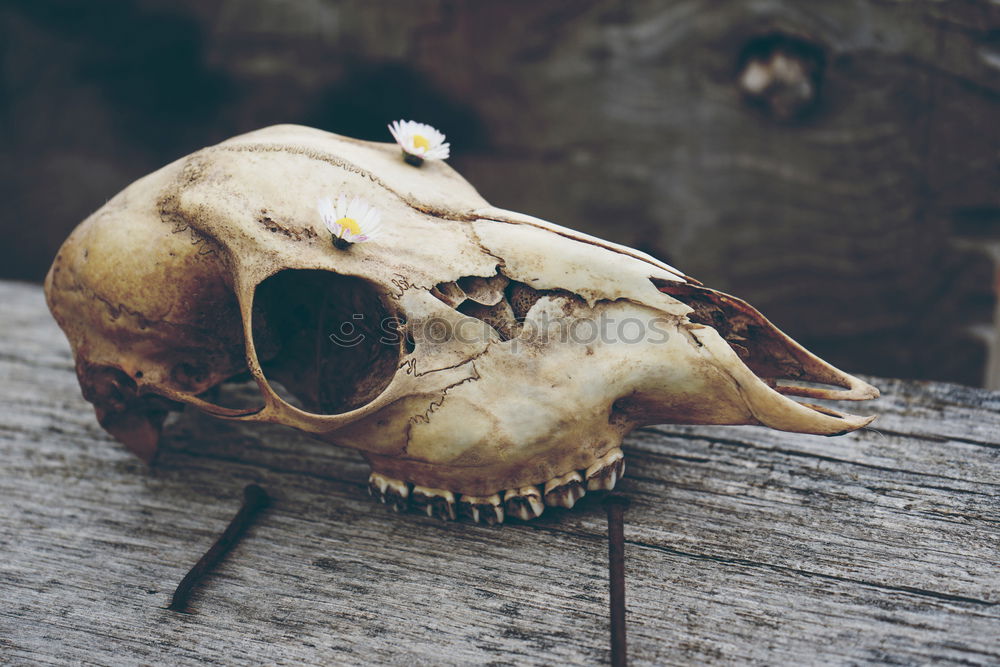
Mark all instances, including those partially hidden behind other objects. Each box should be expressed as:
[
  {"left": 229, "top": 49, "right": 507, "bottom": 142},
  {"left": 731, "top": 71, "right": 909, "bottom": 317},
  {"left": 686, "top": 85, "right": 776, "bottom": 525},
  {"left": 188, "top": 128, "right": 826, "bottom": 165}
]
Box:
[{"left": 2, "top": 279, "right": 999, "bottom": 665}]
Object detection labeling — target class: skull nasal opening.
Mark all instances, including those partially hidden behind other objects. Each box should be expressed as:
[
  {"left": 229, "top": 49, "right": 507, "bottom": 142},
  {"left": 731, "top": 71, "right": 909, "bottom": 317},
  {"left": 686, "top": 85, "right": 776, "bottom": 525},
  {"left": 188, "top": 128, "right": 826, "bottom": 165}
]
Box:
[
  {"left": 251, "top": 269, "right": 402, "bottom": 415},
  {"left": 652, "top": 278, "right": 860, "bottom": 395}
]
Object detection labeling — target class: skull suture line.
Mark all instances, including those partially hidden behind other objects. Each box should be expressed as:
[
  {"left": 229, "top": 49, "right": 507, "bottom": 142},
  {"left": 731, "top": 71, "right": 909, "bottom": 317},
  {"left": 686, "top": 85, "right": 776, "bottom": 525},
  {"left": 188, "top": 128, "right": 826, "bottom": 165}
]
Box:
[{"left": 45, "top": 125, "right": 878, "bottom": 524}]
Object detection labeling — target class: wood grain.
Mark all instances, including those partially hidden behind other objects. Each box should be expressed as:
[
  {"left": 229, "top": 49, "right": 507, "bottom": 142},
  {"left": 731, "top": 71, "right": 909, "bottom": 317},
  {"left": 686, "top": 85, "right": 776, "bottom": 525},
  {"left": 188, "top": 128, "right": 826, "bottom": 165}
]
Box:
[{"left": 1, "top": 281, "right": 998, "bottom": 665}]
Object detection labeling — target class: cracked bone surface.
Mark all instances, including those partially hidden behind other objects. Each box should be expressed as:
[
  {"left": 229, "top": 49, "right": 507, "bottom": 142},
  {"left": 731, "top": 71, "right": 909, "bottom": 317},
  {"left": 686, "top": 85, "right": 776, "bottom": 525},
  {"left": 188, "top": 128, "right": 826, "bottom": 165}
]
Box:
[{"left": 45, "top": 124, "right": 879, "bottom": 522}]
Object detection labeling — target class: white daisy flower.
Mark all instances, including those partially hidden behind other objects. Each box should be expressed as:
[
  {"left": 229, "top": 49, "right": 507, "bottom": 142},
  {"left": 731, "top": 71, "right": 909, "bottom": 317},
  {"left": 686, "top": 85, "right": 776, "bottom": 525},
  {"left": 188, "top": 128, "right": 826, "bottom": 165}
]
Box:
[
  {"left": 317, "top": 195, "right": 383, "bottom": 249},
  {"left": 388, "top": 119, "right": 450, "bottom": 165}
]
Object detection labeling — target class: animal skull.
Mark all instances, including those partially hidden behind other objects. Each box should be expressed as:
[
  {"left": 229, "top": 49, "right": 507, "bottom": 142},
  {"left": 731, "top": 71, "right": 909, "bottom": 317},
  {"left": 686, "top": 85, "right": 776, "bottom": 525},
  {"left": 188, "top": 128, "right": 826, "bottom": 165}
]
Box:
[{"left": 45, "top": 124, "right": 878, "bottom": 523}]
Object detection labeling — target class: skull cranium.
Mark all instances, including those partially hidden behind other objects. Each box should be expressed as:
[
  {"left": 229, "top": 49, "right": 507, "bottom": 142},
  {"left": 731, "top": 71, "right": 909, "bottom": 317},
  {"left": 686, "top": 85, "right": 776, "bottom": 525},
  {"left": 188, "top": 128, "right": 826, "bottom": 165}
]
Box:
[{"left": 45, "top": 124, "right": 878, "bottom": 523}]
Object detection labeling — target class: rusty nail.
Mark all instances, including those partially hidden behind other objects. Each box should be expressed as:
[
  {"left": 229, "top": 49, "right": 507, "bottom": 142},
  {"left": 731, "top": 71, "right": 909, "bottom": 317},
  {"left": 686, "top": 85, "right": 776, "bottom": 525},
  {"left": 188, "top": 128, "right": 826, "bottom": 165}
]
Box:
[
  {"left": 168, "top": 483, "right": 270, "bottom": 613},
  {"left": 603, "top": 493, "right": 631, "bottom": 667}
]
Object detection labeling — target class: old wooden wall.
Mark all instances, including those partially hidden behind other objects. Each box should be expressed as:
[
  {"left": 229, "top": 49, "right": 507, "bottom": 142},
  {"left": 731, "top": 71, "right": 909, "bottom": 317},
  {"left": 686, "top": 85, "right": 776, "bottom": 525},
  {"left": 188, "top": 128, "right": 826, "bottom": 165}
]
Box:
[{"left": 2, "top": 0, "right": 999, "bottom": 385}]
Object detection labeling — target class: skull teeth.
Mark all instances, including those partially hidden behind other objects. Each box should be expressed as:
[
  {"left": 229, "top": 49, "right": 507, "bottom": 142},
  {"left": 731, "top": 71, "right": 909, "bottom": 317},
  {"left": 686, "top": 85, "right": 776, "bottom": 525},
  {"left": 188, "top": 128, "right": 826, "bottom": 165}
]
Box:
[
  {"left": 457, "top": 493, "right": 505, "bottom": 525},
  {"left": 366, "top": 446, "right": 625, "bottom": 523},
  {"left": 410, "top": 485, "right": 457, "bottom": 521},
  {"left": 543, "top": 471, "right": 586, "bottom": 509},
  {"left": 368, "top": 472, "right": 411, "bottom": 512},
  {"left": 504, "top": 486, "right": 546, "bottom": 521},
  {"left": 585, "top": 448, "right": 625, "bottom": 491}
]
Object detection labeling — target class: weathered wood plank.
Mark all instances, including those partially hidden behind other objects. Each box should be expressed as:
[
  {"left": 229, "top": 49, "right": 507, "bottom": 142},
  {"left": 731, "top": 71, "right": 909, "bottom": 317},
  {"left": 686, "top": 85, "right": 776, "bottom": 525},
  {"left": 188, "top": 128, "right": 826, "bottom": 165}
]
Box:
[{"left": 1, "top": 280, "right": 998, "bottom": 665}]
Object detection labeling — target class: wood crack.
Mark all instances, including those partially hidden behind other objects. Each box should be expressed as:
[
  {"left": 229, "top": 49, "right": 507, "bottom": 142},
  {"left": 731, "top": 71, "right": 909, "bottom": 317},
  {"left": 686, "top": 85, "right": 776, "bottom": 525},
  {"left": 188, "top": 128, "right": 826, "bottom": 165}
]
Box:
[
  {"left": 641, "top": 428, "right": 1000, "bottom": 488},
  {"left": 626, "top": 540, "right": 999, "bottom": 608}
]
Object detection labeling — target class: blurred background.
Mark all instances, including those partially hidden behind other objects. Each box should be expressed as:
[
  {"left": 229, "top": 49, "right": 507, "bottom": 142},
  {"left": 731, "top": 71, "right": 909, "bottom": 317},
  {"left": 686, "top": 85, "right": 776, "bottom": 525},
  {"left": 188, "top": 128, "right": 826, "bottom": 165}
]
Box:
[{"left": 2, "top": 0, "right": 998, "bottom": 387}]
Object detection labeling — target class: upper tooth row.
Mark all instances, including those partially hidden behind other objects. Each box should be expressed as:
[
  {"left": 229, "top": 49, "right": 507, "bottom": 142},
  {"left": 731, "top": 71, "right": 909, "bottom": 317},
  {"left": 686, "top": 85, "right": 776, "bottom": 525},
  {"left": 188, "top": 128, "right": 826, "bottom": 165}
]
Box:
[{"left": 367, "top": 448, "right": 625, "bottom": 524}]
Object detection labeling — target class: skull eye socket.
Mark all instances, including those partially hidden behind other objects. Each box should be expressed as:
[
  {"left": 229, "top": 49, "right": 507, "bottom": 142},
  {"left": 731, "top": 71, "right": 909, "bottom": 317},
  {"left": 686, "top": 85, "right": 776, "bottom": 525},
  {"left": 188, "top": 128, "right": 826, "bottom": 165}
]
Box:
[{"left": 251, "top": 269, "right": 402, "bottom": 415}]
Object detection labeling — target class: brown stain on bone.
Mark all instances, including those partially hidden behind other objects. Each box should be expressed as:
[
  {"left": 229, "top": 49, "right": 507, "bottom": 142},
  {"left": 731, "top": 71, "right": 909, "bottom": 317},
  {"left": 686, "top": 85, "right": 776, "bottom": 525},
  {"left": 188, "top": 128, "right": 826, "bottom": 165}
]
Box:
[{"left": 257, "top": 209, "right": 318, "bottom": 241}]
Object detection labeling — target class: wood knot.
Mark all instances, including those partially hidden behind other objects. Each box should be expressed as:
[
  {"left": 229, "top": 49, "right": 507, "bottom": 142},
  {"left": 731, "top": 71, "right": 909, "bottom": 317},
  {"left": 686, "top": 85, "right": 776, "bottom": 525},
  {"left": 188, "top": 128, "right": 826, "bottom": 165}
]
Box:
[{"left": 737, "top": 33, "right": 825, "bottom": 123}]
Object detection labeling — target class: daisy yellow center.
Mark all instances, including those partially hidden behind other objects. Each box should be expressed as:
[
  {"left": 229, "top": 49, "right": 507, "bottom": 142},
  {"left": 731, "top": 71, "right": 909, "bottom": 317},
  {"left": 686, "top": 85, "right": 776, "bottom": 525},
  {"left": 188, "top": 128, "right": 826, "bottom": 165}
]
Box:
[
  {"left": 412, "top": 134, "right": 430, "bottom": 150},
  {"left": 335, "top": 216, "right": 360, "bottom": 235}
]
